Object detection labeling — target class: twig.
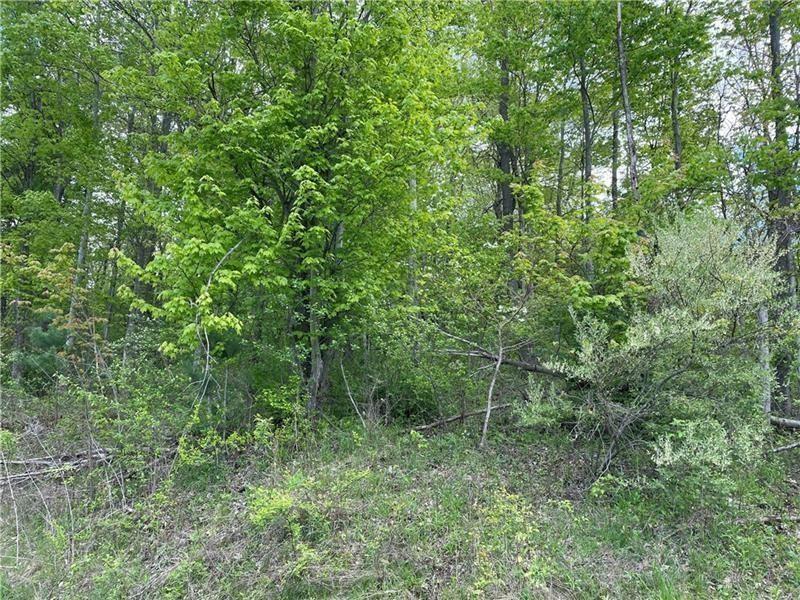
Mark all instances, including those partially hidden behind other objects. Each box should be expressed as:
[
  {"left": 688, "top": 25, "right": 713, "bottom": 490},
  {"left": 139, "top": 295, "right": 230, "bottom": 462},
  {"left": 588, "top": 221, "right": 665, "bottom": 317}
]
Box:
[{"left": 340, "top": 358, "right": 366, "bottom": 429}]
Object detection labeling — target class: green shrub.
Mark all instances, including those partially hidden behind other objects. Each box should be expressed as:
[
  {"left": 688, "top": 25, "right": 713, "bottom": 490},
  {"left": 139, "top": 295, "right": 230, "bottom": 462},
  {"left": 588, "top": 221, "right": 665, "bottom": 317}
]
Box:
[{"left": 553, "top": 212, "right": 778, "bottom": 503}]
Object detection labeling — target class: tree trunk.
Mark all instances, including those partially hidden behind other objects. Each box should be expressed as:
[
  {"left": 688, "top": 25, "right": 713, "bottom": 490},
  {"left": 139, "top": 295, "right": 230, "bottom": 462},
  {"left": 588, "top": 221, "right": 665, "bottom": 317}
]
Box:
[
  {"left": 121, "top": 239, "right": 154, "bottom": 366},
  {"left": 556, "top": 120, "right": 566, "bottom": 217},
  {"left": 10, "top": 297, "right": 24, "bottom": 382},
  {"left": 103, "top": 200, "right": 127, "bottom": 341},
  {"left": 66, "top": 75, "right": 100, "bottom": 351},
  {"left": 579, "top": 56, "right": 592, "bottom": 218},
  {"left": 616, "top": 1, "right": 640, "bottom": 201},
  {"left": 479, "top": 333, "right": 503, "bottom": 449},
  {"left": 758, "top": 305, "right": 771, "bottom": 414},
  {"left": 65, "top": 191, "right": 91, "bottom": 350},
  {"left": 496, "top": 58, "right": 515, "bottom": 226},
  {"left": 670, "top": 65, "right": 683, "bottom": 170},
  {"left": 612, "top": 109, "right": 620, "bottom": 210},
  {"left": 768, "top": 2, "right": 796, "bottom": 413},
  {"left": 104, "top": 112, "right": 135, "bottom": 341},
  {"left": 305, "top": 285, "right": 329, "bottom": 413}
]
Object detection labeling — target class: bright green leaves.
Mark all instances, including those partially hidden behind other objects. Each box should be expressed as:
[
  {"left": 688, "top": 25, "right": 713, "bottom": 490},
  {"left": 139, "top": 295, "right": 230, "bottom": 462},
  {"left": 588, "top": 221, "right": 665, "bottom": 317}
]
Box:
[{"left": 110, "top": 0, "right": 460, "bottom": 366}]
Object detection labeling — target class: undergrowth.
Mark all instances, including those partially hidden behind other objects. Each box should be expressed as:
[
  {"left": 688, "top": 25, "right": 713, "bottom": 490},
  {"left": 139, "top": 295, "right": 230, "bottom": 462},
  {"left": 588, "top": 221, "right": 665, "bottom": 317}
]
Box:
[{"left": 2, "top": 421, "right": 798, "bottom": 599}]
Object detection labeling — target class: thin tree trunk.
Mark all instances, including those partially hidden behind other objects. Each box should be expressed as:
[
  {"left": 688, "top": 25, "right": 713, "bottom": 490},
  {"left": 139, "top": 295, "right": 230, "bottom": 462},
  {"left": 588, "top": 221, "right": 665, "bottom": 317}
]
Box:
[
  {"left": 616, "top": 1, "right": 640, "bottom": 201},
  {"left": 579, "top": 56, "right": 592, "bottom": 218},
  {"left": 65, "top": 192, "right": 91, "bottom": 350},
  {"left": 479, "top": 333, "right": 503, "bottom": 449},
  {"left": 670, "top": 66, "right": 683, "bottom": 170},
  {"left": 758, "top": 305, "right": 771, "bottom": 414},
  {"left": 121, "top": 239, "right": 154, "bottom": 366},
  {"left": 66, "top": 75, "right": 100, "bottom": 351},
  {"left": 10, "top": 297, "right": 24, "bottom": 382},
  {"left": 103, "top": 201, "right": 126, "bottom": 341},
  {"left": 612, "top": 109, "right": 620, "bottom": 210},
  {"left": 104, "top": 112, "right": 135, "bottom": 341},
  {"left": 556, "top": 121, "right": 566, "bottom": 216},
  {"left": 306, "top": 285, "right": 327, "bottom": 413}
]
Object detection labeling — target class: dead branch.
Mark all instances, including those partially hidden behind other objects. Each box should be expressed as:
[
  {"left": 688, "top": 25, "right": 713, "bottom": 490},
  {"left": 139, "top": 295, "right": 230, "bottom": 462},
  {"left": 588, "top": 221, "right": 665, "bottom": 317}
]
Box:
[
  {"left": 418, "top": 313, "right": 576, "bottom": 381},
  {"left": 735, "top": 514, "right": 800, "bottom": 526},
  {"left": 770, "top": 416, "right": 800, "bottom": 429},
  {"left": 413, "top": 404, "right": 512, "bottom": 432},
  {"left": 772, "top": 440, "right": 800, "bottom": 453},
  {"left": 1, "top": 449, "right": 113, "bottom": 484},
  {"left": 3, "top": 449, "right": 112, "bottom": 467},
  {"left": 448, "top": 349, "right": 573, "bottom": 379}
]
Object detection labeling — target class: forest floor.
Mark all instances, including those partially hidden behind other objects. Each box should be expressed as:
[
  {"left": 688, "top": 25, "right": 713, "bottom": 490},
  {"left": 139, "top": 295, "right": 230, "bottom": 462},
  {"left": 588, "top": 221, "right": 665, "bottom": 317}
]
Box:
[{"left": 2, "top": 420, "right": 799, "bottom": 599}]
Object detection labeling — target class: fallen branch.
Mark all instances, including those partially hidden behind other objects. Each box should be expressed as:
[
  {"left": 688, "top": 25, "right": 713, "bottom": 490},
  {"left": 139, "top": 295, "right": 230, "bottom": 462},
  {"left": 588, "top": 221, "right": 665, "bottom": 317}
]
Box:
[
  {"left": 413, "top": 404, "right": 512, "bottom": 432},
  {"left": 772, "top": 440, "right": 800, "bottom": 453},
  {"left": 448, "top": 349, "right": 571, "bottom": 379},
  {"left": 1, "top": 449, "right": 113, "bottom": 484},
  {"left": 770, "top": 416, "right": 800, "bottom": 429},
  {"left": 419, "top": 315, "right": 578, "bottom": 381},
  {"left": 4, "top": 449, "right": 112, "bottom": 468},
  {"left": 735, "top": 515, "right": 800, "bottom": 526},
  {"left": 1, "top": 465, "right": 80, "bottom": 483},
  {"left": 667, "top": 513, "right": 800, "bottom": 540}
]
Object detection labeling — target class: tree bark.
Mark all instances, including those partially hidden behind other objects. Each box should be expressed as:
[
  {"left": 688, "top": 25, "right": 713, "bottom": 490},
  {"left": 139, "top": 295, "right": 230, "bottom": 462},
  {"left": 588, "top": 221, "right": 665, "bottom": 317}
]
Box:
[
  {"left": 103, "top": 200, "right": 127, "bottom": 341},
  {"left": 616, "top": 1, "right": 640, "bottom": 201},
  {"left": 670, "top": 65, "right": 683, "bottom": 170},
  {"left": 612, "top": 109, "right": 620, "bottom": 210},
  {"left": 767, "top": 3, "right": 796, "bottom": 413},
  {"left": 415, "top": 404, "right": 512, "bottom": 433},
  {"left": 65, "top": 191, "right": 91, "bottom": 350},
  {"left": 555, "top": 120, "right": 566, "bottom": 216},
  {"left": 10, "top": 297, "right": 24, "bottom": 382},
  {"left": 304, "top": 283, "right": 330, "bottom": 413},
  {"left": 771, "top": 416, "right": 800, "bottom": 429},
  {"left": 579, "top": 56, "right": 592, "bottom": 218},
  {"left": 479, "top": 334, "right": 503, "bottom": 449},
  {"left": 66, "top": 74, "right": 101, "bottom": 351},
  {"left": 758, "top": 305, "right": 771, "bottom": 414},
  {"left": 496, "top": 58, "right": 515, "bottom": 226}
]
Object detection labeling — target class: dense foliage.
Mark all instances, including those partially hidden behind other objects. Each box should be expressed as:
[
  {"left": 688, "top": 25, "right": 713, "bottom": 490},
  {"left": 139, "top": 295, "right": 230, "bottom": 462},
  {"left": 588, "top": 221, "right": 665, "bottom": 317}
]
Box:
[{"left": 1, "top": 0, "right": 799, "bottom": 597}]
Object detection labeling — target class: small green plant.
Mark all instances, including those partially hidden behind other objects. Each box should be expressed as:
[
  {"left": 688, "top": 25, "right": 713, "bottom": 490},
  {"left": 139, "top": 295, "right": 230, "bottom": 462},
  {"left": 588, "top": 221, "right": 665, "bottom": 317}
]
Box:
[
  {"left": 248, "top": 487, "right": 296, "bottom": 529},
  {"left": 0, "top": 429, "right": 17, "bottom": 456},
  {"left": 247, "top": 473, "right": 322, "bottom": 536},
  {"left": 407, "top": 429, "right": 429, "bottom": 450}
]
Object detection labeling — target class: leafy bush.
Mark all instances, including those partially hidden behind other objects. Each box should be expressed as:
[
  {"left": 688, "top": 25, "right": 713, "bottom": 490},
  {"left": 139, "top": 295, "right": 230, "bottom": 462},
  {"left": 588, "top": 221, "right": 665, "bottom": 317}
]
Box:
[{"left": 554, "top": 213, "right": 778, "bottom": 500}]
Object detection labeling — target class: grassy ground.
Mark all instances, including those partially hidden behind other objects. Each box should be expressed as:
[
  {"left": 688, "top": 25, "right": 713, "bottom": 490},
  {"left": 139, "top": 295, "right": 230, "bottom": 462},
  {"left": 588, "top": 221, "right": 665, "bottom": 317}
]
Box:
[{"left": 2, "top": 421, "right": 799, "bottom": 599}]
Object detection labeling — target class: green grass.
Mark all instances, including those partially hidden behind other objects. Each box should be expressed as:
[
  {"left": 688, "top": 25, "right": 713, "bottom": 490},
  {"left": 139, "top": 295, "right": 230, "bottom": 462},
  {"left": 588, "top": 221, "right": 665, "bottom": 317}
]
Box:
[{"left": 2, "top": 423, "right": 799, "bottom": 598}]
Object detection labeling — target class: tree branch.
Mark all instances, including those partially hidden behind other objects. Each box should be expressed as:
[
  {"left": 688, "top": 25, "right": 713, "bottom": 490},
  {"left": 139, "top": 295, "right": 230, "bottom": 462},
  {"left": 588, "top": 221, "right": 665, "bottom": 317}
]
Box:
[
  {"left": 771, "top": 416, "right": 800, "bottom": 429},
  {"left": 413, "top": 404, "right": 512, "bottom": 432}
]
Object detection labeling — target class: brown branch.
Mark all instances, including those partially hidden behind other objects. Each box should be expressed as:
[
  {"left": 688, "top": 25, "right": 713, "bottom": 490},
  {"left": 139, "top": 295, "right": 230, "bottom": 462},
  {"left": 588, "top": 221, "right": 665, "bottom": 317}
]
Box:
[
  {"left": 448, "top": 349, "right": 573, "bottom": 380},
  {"left": 413, "top": 404, "right": 512, "bottom": 432}
]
